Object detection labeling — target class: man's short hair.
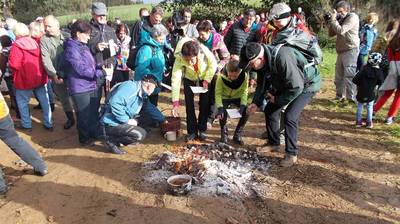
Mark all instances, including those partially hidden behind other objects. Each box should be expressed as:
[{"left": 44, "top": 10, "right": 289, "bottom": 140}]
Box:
[
  {"left": 196, "top": 20, "right": 212, "bottom": 32},
  {"left": 334, "top": 1, "right": 351, "bottom": 10},
  {"left": 181, "top": 40, "right": 200, "bottom": 57},
  {"left": 151, "top": 6, "right": 164, "bottom": 16},
  {"left": 180, "top": 7, "right": 192, "bottom": 15},
  {"left": 243, "top": 8, "right": 256, "bottom": 17},
  {"left": 139, "top": 7, "right": 149, "bottom": 17}
]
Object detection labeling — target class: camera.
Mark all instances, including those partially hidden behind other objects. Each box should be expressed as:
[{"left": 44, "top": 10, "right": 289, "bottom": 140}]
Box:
[
  {"left": 323, "top": 12, "right": 332, "bottom": 22},
  {"left": 323, "top": 11, "right": 343, "bottom": 22}
]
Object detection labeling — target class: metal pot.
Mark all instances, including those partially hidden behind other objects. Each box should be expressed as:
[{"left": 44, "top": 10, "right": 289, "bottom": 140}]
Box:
[{"left": 167, "top": 174, "right": 192, "bottom": 195}]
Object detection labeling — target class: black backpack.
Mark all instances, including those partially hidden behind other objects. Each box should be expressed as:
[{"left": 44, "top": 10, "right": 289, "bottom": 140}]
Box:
[{"left": 126, "top": 43, "right": 155, "bottom": 70}]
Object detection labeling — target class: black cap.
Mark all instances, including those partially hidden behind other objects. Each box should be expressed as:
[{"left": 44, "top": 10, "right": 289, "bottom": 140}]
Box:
[
  {"left": 142, "top": 74, "right": 158, "bottom": 86},
  {"left": 238, "top": 42, "right": 262, "bottom": 69}
]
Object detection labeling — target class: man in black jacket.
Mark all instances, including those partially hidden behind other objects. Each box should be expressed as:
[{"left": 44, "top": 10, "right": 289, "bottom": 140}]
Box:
[{"left": 224, "top": 9, "right": 258, "bottom": 59}]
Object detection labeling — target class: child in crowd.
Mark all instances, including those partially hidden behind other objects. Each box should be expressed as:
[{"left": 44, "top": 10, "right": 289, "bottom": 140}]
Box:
[
  {"left": 215, "top": 59, "right": 249, "bottom": 145},
  {"left": 352, "top": 52, "right": 384, "bottom": 128}
]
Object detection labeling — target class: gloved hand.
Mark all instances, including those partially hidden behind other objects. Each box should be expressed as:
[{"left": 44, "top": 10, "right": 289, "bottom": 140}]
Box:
[
  {"left": 215, "top": 107, "right": 225, "bottom": 120},
  {"left": 239, "top": 105, "right": 246, "bottom": 115},
  {"left": 127, "top": 119, "right": 138, "bottom": 126},
  {"left": 103, "top": 65, "right": 114, "bottom": 81}
]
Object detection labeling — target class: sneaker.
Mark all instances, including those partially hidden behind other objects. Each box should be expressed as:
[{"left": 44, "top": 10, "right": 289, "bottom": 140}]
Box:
[
  {"left": 198, "top": 132, "right": 207, "bottom": 141},
  {"left": 34, "top": 168, "right": 48, "bottom": 176},
  {"left": 385, "top": 117, "right": 394, "bottom": 125},
  {"left": 185, "top": 133, "right": 197, "bottom": 142},
  {"left": 105, "top": 141, "right": 126, "bottom": 155},
  {"left": 280, "top": 154, "right": 298, "bottom": 167},
  {"left": 355, "top": 120, "right": 362, "bottom": 128},
  {"left": 0, "top": 186, "right": 9, "bottom": 195},
  {"left": 43, "top": 125, "right": 54, "bottom": 132},
  {"left": 366, "top": 121, "right": 373, "bottom": 129}
]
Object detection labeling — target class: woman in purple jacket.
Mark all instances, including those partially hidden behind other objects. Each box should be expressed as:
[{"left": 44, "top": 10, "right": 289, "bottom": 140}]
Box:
[{"left": 64, "top": 20, "right": 113, "bottom": 145}]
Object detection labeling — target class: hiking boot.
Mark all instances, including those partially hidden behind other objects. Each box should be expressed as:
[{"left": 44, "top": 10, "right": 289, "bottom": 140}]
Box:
[
  {"left": 257, "top": 144, "right": 281, "bottom": 156},
  {"left": 366, "top": 121, "right": 373, "bottom": 129},
  {"left": 63, "top": 112, "right": 75, "bottom": 129},
  {"left": 80, "top": 139, "right": 95, "bottom": 147},
  {"left": 105, "top": 141, "right": 126, "bottom": 155},
  {"left": 198, "top": 132, "right": 207, "bottom": 141},
  {"left": 43, "top": 125, "right": 54, "bottom": 132},
  {"left": 185, "top": 133, "right": 197, "bottom": 142},
  {"left": 355, "top": 120, "right": 362, "bottom": 128},
  {"left": 233, "top": 134, "right": 244, "bottom": 145},
  {"left": 385, "top": 117, "right": 394, "bottom": 125},
  {"left": 280, "top": 154, "right": 298, "bottom": 167},
  {"left": 14, "top": 123, "right": 32, "bottom": 132},
  {"left": 220, "top": 126, "right": 228, "bottom": 144},
  {"left": 260, "top": 131, "right": 268, "bottom": 139}
]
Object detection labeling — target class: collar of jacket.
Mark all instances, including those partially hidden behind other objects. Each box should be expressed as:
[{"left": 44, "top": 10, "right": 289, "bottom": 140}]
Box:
[{"left": 221, "top": 70, "right": 246, "bottom": 89}]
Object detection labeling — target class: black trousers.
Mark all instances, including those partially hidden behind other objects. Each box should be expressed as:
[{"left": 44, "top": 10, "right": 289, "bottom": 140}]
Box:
[
  {"left": 183, "top": 78, "right": 210, "bottom": 135},
  {"left": 265, "top": 92, "right": 315, "bottom": 155},
  {"left": 219, "top": 98, "right": 248, "bottom": 132},
  {"left": 105, "top": 124, "right": 146, "bottom": 146},
  {"left": 71, "top": 88, "right": 101, "bottom": 143}
]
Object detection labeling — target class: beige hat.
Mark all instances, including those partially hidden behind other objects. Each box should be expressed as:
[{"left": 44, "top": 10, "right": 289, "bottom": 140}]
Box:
[{"left": 269, "top": 3, "right": 291, "bottom": 20}]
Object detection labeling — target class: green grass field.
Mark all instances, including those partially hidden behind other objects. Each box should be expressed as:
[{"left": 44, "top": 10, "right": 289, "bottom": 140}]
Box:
[{"left": 57, "top": 4, "right": 153, "bottom": 26}]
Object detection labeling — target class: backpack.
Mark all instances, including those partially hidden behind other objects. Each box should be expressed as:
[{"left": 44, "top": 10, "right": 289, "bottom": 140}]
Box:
[
  {"left": 271, "top": 16, "right": 323, "bottom": 68},
  {"left": 55, "top": 50, "right": 69, "bottom": 78},
  {"left": 126, "top": 43, "right": 155, "bottom": 70}
]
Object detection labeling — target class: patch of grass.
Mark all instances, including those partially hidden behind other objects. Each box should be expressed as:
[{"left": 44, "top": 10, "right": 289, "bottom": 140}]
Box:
[
  {"left": 57, "top": 4, "right": 153, "bottom": 26},
  {"left": 319, "top": 48, "right": 336, "bottom": 79}
]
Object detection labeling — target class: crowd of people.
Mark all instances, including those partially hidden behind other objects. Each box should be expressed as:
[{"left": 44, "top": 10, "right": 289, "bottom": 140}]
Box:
[{"left": 0, "top": 1, "right": 399, "bottom": 194}]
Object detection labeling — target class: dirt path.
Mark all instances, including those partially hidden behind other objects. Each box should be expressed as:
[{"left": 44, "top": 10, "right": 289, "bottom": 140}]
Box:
[{"left": 0, "top": 79, "right": 399, "bottom": 224}]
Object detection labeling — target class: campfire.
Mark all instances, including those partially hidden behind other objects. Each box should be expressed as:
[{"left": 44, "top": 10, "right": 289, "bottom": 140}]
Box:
[{"left": 145, "top": 142, "right": 271, "bottom": 197}]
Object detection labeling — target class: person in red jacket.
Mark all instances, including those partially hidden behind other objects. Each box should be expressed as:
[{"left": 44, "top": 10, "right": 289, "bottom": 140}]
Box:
[{"left": 9, "top": 22, "right": 53, "bottom": 131}]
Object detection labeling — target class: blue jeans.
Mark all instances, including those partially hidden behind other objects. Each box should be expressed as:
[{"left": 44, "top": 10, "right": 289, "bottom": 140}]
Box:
[
  {"left": 356, "top": 101, "right": 374, "bottom": 122},
  {"left": 15, "top": 85, "right": 52, "bottom": 128},
  {"left": 0, "top": 115, "right": 47, "bottom": 191}
]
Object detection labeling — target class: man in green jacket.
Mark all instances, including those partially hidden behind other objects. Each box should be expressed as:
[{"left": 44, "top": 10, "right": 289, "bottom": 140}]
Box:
[
  {"left": 241, "top": 42, "right": 320, "bottom": 167},
  {"left": 40, "top": 15, "right": 75, "bottom": 129}
]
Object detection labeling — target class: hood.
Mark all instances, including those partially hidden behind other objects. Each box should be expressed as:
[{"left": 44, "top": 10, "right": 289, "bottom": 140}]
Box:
[
  {"left": 140, "top": 33, "right": 162, "bottom": 48},
  {"left": 14, "top": 36, "right": 40, "bottom": 55}
]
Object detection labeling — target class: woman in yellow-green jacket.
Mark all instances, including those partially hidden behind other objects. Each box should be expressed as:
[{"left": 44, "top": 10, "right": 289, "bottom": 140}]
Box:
[
  {"left": 215, "top": 59, "right": 249, "bottom": 145},
  {"left": 171, "top": 38, "right": 217, "bottom": 141}
]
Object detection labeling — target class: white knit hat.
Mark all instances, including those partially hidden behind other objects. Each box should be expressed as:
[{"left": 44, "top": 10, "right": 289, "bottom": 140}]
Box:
[{"left": 269, "top": 3, "right": 292, "bottom": 20}]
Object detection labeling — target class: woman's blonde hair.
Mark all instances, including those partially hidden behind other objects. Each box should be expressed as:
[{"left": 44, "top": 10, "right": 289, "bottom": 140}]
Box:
[
  {"left": 13, "top": 22, "right": 30, "bottom": 37},
  {"left": 365, "top": 12, "right": 379, "bottom": 25},
  {"left": 29, "top": 21, "right": 44, "bottom": 38}
]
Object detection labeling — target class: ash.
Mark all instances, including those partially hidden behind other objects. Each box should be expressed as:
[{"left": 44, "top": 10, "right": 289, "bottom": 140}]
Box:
[{"left": 144, "top": 143, "right": 271, "bottom": 198}]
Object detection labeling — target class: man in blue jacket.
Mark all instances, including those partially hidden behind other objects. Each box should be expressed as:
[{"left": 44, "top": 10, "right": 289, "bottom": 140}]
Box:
[{"left": 101, "top": 75, "right": 165, "bottom": 154}]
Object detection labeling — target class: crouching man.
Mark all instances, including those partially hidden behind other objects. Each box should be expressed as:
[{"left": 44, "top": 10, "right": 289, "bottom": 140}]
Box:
[
  {"left": 101, "top": 75, "right": 165, "bottom": 154},
  {"left": 0, "top": 92, "right": 48, "bottom": 194}
]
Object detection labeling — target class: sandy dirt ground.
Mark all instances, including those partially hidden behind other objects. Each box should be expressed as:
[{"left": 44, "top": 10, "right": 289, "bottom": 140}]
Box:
[{"left": 0, "top": 79, "right": 399, "bottom": 224}]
